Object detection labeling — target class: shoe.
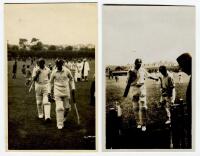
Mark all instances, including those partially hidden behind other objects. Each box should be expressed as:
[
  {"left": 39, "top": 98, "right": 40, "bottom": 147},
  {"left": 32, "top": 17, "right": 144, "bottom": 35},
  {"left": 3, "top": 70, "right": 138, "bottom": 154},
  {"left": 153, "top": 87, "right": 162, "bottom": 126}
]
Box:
[
  {"left": 45, "top": 118, "right": 51, "bottom": 123},
  {"left": 57, "top": 125, "right": 63, "bottom": 129},
  {"left": 38, "top": 115, "right": 44, "bottom": 119},
  {"left": 137, "top": 124, "right": 142, "bottom": 129},
  {"left": 141, "top": 126, "right": 146, "bottom": 131},
  {"left": 165, "top": 120, "right": 171, "bottom": 124}
]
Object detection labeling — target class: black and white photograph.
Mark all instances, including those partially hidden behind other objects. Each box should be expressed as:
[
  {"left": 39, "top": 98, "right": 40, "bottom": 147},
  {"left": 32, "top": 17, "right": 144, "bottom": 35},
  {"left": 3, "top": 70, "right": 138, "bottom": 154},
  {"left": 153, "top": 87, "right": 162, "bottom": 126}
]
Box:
[
  {"left": 5, "top": 3, "right": 97, "bottom": 150},
  {"left": 103, "top": 5, "right": 195, "bottom": 149}
]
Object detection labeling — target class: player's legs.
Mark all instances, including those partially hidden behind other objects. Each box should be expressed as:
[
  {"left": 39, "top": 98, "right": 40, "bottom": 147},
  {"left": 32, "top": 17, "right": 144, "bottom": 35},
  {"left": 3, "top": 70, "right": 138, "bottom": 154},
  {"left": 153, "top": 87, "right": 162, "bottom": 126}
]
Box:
[
  {"left": 55, "top": 96, "right": 64, "bottom": 129},
  {"left": 164, "top": 97, "right": 172, "bottom": 124},
  {"left": 132, "top": 95, "right": 140, "bottom": 127},
  {"left": 35, "top": 84, "right": 44, "bottom": 118},
  {"left": 139, "top": 95, "right": 147, "bottom": 131},
  {"left": 43, "top": 96, "right": 51, "bottom": 120},
  {"left": 42, "top": 85, "right": 51, "bottom": 120},
  {"left": 36, "top": 96, "right": 44, "bottom": 118}
]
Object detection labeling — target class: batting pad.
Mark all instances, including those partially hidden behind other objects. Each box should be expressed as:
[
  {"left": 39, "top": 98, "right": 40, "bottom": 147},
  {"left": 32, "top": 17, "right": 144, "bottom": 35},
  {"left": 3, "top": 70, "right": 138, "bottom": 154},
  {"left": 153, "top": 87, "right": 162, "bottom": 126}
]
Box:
[{"left": 56, "top": 101, "right": 64, "bottom": 128}]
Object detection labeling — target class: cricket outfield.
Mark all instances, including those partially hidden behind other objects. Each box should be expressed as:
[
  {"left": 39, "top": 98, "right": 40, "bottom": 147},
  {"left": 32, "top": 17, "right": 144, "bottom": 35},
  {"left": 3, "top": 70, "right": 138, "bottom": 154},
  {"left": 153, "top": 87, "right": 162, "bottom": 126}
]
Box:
[{"left": 106, "top": 73, "right": 190, "bottom": 149}]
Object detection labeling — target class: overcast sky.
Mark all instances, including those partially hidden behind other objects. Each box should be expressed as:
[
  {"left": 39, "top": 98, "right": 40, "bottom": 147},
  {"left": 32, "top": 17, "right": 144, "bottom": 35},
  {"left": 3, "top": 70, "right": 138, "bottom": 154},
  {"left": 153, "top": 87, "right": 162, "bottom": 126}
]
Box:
[
  {"left": 103, "top": 5, "right": 195, "bottom": 65},
  {"left": 5, "top": 3, "right": 97, "bottom": 46}
]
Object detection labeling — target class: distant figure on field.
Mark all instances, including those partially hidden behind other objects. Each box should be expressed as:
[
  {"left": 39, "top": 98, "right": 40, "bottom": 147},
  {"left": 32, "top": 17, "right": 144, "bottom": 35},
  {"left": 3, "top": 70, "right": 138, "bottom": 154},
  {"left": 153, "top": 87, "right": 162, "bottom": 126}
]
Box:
[
  {"left": 25, "top": 65, "right": 32, "bottom": 86},
  {"left": 21, "top": 64, "right": 26, "bottom": 76},
  {"left": 77, "top": 59, "right": 83, "bottom": 81},
  {"left": 82, "top": 58, "right": 90, "bottom": 81},
  {"left": 12, "top": 61, "right": 17, "bottom": 79},
  {"left": 115, "top": 76, "right": 119, "bottom": 82}
]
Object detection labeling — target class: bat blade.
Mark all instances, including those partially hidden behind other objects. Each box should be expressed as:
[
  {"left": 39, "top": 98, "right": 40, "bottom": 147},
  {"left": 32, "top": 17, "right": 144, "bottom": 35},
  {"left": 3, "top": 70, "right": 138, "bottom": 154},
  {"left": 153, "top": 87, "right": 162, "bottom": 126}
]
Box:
[
  {"left": 29, "top": 81, "right": 34, "bottom": 93},
  {"left": 74, "top": 103, "right": 80, "bottom": 125},
  {"left": 123, "top": 83, "right": 131, "bottom": 97}
]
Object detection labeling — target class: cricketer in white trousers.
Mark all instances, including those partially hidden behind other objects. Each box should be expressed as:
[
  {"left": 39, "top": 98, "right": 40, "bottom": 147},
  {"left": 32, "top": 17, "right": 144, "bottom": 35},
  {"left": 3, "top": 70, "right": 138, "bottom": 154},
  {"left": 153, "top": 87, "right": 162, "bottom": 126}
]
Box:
[
  {"left": 32, "top": 66, "right": 51, "bottom": 120},
  {"left": 48, "top": 67, "right": 75, "bottom": 129},
  {"left": 129, "top": 67, "right": 157, "bottom": 127},
  {"left": 82, "top": 61, "right": 90, "bottom": 78},
  {"left": 77, "top": 62, "right": 83, "bottom": 80},
  {"left": 159, "top": 72, "right": 176, "bottom": 122}
]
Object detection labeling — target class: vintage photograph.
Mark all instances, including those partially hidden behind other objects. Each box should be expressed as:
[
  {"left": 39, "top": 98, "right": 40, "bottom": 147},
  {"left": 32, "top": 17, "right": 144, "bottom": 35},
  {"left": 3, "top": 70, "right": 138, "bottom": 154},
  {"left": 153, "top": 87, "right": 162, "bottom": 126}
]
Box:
[
  {"left": 103, "top": 5, "right": 194, "bottom": 149},
  {"left": 5, "top": 3, "right": 97, "bottom": 150}
]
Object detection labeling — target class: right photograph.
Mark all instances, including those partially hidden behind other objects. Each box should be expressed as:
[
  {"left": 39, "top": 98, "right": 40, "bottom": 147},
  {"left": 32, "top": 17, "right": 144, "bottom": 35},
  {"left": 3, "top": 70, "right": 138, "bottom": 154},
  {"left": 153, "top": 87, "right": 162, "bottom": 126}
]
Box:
[{"left": 103, "top": 5, "right": 195, "bottom": 149}]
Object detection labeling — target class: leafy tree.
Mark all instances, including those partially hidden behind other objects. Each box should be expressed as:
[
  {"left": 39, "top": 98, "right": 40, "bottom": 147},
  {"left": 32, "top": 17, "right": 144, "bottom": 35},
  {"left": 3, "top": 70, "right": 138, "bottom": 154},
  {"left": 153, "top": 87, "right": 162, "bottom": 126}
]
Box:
[
  {"left": 19, "top": 38, "right": 28, "bottom": 49},
  {"left": 48, "top": 45, "right": 57, "bottom": 51},
  {"left": 64, "top": 46, "right": 73, "bottom": 51},
  {"left": 11, "top": 45, "right": 19, "bottom": 51},
  {"left": 31, "top": 38, "right": 39, "bottom": 43},
  {"left": 30, "top": 41, "right": 43, "bottom": 51}
]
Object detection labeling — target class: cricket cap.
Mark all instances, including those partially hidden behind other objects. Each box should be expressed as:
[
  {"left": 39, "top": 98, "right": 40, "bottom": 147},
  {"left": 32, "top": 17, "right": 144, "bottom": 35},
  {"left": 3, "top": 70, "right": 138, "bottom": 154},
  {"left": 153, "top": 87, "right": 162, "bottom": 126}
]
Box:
[{"left": 135, "top": 58, "right": 142, "bottom": 64}]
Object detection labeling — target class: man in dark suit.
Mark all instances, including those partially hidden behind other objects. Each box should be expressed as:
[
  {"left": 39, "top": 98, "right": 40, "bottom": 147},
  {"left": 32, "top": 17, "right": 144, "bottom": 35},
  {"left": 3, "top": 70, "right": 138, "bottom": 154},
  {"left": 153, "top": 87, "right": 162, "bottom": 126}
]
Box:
[{"left": 176, "top": 53, "right": 192, "bottom": 149}]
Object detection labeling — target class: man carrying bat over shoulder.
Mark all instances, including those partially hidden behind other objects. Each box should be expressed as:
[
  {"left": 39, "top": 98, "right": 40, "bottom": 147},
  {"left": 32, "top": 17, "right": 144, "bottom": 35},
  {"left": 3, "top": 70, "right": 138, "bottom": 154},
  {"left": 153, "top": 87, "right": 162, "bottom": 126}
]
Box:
[
  {"left": 124, "top": 58, "right": 158, "bottom": 131},
  {"left": 32, "top": 58, "right": 51, "bottom": 123},
  {"left": 48, "top": 59, "right": 76, "bottom": 129}
]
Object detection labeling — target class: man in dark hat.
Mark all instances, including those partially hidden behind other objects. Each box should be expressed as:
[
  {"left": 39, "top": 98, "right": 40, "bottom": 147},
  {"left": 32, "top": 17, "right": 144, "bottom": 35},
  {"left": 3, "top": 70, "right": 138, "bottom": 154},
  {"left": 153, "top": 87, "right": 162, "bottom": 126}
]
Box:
[{"left": 176, "top": 53, "right": 192, "bottom": 148}]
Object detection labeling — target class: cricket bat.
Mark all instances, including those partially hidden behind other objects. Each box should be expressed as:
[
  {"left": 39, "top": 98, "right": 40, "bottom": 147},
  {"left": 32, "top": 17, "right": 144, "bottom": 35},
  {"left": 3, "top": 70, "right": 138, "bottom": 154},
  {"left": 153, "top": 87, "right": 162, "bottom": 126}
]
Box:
[
  {"left": 74, "top": 103, "right": 80, "bottom": 125},
  {"left": 29, "top": 81, "right": 34, "bottom": 92},
  {"left": 72, "top": 90, "right": 80, "bottom": 125},
  {"left": 123, "top": 70, "right": 137, "bottom": 97}
]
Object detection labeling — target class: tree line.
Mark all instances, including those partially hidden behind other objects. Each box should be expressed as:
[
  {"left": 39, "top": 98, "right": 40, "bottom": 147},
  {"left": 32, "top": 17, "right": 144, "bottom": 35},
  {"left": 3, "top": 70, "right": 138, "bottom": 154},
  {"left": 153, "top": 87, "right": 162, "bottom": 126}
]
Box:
[{"left": 8, "top": 49, "right": 95, "bottom": 60}]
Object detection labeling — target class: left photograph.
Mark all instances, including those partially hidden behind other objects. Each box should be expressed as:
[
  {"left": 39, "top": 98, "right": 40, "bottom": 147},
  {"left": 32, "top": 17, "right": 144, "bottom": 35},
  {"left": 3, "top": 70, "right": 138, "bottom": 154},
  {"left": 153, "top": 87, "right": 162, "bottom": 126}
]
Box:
[{"left": 5, "top": 3, "right": 97, "bottom": 150}]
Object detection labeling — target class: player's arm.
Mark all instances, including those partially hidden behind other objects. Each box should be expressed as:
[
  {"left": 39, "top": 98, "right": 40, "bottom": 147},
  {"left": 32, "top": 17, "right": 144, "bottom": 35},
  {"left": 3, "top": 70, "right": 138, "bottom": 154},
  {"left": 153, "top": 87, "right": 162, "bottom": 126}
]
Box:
[{"left": 145, "top": 69, "right": 159, "bottom": 81}]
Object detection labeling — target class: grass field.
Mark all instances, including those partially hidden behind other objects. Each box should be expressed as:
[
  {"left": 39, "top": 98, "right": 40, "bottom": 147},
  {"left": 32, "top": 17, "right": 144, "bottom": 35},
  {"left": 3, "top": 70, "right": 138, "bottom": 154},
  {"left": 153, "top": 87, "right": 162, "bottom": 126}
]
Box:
[
  {"left": 106, "top": 73, "right": 190, "bottom": 149},
  {"left": 8, "top": 59, "right": 95, "bottom": 150}
]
